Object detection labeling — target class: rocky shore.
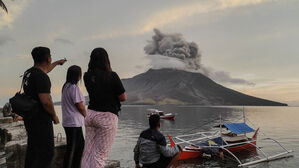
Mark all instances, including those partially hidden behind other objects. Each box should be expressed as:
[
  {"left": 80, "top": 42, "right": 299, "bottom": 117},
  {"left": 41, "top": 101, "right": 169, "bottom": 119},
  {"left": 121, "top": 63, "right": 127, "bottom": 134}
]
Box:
[{"left": 0, "top": 117, "right": 120, "bottom": 168}]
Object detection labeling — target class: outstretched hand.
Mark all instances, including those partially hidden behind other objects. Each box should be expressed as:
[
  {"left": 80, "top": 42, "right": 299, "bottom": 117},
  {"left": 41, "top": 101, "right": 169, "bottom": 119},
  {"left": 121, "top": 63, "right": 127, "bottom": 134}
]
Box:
[
  {"left": 47, "top": 58, "right": 67, "bottom": 73},
  {"left": 57, "top": 58, "right": 67, "bottom": 65}
]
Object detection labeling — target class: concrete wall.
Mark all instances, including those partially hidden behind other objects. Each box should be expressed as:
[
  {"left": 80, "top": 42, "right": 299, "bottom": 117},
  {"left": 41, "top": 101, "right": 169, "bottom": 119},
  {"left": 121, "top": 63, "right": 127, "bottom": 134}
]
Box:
[{"left": 0, "top": 117, "right": 120, "bottom": 168}]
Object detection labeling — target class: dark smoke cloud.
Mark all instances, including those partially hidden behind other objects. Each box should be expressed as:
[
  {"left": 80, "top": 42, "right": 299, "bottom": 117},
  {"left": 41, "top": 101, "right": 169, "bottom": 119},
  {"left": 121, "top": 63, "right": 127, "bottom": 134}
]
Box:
[
  {"left": 144, "top": 28, "right": 201, "bottom": 70},
  {"left": 145, "top": 29, "right": 255, "bottom": 86}
]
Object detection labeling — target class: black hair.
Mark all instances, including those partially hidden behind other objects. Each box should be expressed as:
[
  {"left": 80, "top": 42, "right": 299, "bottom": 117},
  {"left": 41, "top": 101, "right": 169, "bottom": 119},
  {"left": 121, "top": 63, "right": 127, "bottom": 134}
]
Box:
[
  {"left": 149, "top": 114, "right": 160, "bottom": 129},
  {"left": 88, "top": 48, "right": 112, "bottom": 72},
  {"left": 31, "top": 46, "right": 51, "bottom": 64},
  {"left": 62, "top": 65, "right": 82, "bottom": 92}
]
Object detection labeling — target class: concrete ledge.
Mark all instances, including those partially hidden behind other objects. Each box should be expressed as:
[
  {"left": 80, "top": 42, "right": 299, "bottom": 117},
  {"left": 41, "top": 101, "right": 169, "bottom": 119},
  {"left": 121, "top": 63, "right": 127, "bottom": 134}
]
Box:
[
  {"left": 0, "top": 118, "right": 121, "bottom": 168},
  {"left": 0, "top": 118, "right": 12, "bottom": 124},
  {"left": 105, "top": 160, "right": 121, "bottom": 168}
]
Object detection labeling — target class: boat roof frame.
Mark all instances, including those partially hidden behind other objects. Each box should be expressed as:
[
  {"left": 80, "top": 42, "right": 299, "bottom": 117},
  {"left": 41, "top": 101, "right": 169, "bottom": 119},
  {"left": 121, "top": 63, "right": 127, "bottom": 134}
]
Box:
[
  {"left": 173, "top": 131, "right": 293, "bottom": 167},
  {"left": 171, "top": 108, "right": 293, "bottom": 167}
]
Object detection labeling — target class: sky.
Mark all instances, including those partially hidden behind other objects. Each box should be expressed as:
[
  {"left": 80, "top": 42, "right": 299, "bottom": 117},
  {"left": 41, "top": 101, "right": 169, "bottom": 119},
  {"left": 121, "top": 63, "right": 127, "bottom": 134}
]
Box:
[{"left": 0, "top": 0, "right": 299, "bottom": 106}]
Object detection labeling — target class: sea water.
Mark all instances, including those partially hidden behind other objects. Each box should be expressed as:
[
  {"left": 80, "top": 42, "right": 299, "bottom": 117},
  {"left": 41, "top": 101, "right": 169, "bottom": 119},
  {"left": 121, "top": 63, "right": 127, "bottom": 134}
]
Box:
[{"left": 54, "top": 105, "right": 299, "bottom": 168}]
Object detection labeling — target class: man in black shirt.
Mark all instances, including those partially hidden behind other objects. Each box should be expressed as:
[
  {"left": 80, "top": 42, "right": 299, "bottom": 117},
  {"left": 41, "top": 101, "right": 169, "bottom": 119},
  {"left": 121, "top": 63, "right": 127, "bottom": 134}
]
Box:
[{"left": 23, "top": 46, "right": 66, "bottom": 168}]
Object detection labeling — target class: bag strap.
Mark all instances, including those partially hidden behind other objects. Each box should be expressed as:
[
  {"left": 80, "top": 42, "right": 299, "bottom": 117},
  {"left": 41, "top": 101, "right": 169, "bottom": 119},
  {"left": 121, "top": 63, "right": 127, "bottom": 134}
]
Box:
[{"left": 19, "top": 71, "right": 26, "bottom": 93}]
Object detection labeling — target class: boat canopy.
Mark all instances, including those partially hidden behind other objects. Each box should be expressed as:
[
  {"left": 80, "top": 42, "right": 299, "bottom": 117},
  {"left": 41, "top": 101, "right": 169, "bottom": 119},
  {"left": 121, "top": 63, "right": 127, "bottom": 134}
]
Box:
[{"left": 223, "top": 123, "right": 255, "bottom": 134}]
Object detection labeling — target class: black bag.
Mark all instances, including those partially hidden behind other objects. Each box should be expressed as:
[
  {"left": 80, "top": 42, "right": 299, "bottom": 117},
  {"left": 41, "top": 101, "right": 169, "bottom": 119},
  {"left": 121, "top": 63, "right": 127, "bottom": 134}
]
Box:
[{"left": 9, "top": 72, "right": 39, "bottom": 119}]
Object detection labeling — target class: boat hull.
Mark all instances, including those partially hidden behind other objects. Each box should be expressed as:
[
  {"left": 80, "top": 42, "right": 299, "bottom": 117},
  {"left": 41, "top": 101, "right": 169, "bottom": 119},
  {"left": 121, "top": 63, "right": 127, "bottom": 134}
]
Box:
[
  {"left": 178, "top": 141, "right": 257, "bottom": 160},
  {"left": 147, "top": 113, "right": 175, "bottom": 120},
  {"left": 161, "top": 115, "right": 175, "bottom": 120}
]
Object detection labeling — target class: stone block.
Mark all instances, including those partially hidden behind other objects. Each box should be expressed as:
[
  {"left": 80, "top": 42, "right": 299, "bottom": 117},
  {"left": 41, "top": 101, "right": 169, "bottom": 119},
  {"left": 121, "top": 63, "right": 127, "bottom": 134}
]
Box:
[{"left": 0, "top": 118, "right": 12, "bottom": 124}]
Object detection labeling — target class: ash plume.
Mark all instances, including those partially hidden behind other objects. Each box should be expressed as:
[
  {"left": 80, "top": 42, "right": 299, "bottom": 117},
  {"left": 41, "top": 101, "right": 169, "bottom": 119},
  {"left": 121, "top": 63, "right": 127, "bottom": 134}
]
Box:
[
  {"left": 144, "top": 28, "right": 201, "bottom": 70},
  {"left": 144, "top": 29, "right": 255, "bottom": 86},
  {"left": 208, "top": 69, "right": 255, "bottom": 86}
]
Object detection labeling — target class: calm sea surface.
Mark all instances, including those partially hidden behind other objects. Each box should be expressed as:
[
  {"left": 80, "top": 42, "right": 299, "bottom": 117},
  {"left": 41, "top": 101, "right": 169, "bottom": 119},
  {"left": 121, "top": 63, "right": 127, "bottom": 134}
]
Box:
[{"left": 54, "top": 106, "right": 299, "bottom": 168}]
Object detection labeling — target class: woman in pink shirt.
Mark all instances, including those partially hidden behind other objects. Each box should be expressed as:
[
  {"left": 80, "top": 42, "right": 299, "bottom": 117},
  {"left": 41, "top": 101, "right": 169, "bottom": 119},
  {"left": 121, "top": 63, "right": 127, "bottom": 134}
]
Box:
[{"left": 61, "top": 65, "right": 86, "bottom": 168}]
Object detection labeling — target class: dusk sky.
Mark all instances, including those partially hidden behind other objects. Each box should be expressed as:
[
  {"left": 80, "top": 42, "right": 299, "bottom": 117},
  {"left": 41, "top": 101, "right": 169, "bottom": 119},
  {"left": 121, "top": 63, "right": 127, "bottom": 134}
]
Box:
[{"left": 0, "top": 0, "right": 298, "bottom": 105}]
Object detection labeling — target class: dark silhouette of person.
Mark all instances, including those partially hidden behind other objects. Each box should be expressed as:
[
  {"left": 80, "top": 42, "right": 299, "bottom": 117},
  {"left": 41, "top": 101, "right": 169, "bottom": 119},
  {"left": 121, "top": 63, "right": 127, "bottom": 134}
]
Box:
[
  {"left": 23, "top": 46, "right": 66, "bottom": 168},
  {"left": 81, "top": 48, "right": 126, "bottom": 168},
  {"left": 61, "top": 65, "right": 86, "bottom": 168}
]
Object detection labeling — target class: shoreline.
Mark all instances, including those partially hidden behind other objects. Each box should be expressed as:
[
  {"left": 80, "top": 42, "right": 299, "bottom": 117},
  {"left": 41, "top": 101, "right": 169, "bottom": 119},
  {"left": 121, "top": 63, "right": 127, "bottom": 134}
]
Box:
[{"left": 0, "top": 117, "right": 120, "bottom": 168}]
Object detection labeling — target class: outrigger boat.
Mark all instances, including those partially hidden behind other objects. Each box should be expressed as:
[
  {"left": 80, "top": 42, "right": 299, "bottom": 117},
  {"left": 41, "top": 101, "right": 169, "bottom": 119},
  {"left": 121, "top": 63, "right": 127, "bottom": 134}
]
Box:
[
  {"left": 168, "top": 110, "right": 293, "bottom": 167},
  {"left": 147, "top": 109, "right": 175, "bottom": 120}
]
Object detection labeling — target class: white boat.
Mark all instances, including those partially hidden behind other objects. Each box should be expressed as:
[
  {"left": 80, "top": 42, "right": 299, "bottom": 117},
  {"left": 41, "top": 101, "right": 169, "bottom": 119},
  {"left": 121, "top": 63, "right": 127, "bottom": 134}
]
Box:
[{"left": 147, "top": 109, "right": 175, "bottom": 120}]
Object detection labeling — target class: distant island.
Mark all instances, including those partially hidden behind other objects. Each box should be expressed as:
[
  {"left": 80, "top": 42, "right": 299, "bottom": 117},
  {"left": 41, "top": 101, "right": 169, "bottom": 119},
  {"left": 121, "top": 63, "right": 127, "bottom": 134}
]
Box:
[{"left": 55, "top": 68, "right": 287, "bottom": 106}]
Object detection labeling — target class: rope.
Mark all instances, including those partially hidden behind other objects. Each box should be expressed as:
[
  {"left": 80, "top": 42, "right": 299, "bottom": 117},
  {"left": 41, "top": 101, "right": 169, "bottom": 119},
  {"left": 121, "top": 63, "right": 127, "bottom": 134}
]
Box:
[
  {"left": 246, "top": 118, "right": 267, "bottom": 137},
  {"left": 181, "top": 117, "right": 220, "bottom": 135}
]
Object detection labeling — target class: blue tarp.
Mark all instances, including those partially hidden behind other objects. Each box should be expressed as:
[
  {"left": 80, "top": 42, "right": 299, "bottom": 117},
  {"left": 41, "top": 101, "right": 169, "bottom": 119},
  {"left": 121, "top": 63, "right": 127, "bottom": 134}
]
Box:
[
  {"left": 195, "top": 137, "right": 225, "bottom": 154},
  {"left": 224, "top": 123, "right": 255, "bottom": 134},
  {"left": 196, "top": 137, "right": 225, "bottom": 147}
]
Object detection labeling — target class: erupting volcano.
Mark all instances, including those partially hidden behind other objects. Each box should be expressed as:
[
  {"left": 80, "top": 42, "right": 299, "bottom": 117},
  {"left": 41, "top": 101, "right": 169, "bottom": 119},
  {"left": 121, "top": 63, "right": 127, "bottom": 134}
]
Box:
[{"left": 120, "top": 29, "right": 286, "bottom": 106}]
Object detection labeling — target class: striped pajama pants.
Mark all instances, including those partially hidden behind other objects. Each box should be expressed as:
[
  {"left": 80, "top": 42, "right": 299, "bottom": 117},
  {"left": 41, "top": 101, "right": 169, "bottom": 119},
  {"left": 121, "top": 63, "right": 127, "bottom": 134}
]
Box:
[{"left": 81, "top": 109, "right": 118, "bottom": 168}]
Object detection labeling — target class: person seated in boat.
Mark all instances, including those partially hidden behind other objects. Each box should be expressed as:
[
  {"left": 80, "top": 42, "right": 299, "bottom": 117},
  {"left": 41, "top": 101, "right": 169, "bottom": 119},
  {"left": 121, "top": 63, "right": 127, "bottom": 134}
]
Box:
[{"left": 133, "top": 114, "right": 182, "bottom": 168}]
